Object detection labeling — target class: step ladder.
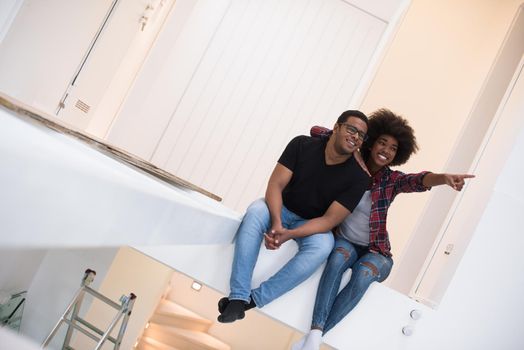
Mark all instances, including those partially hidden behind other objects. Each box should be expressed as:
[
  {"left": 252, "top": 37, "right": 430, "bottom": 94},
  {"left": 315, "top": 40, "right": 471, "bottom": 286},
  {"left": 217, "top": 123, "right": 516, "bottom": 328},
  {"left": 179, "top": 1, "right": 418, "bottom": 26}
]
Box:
[{"left": 42, "top": 268, "right": 136, "bottom": 350}]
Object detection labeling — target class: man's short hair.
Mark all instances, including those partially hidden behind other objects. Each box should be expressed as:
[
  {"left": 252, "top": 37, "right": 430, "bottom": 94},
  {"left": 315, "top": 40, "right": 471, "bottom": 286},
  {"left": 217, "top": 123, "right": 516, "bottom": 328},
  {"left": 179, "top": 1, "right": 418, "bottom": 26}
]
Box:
[{"left": 337, "top": 110, "right": 369, "bottom": 127}]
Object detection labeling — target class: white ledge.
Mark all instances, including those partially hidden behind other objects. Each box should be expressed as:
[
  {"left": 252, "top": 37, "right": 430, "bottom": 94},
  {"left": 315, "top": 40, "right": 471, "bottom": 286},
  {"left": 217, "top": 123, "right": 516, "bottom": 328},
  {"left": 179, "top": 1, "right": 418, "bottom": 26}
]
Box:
[
  {"left": 0, "top": 105, "right": 241, "bottom": 247},
  {"left": 138, "top": 243, "right": 433, "bottom": 350}
]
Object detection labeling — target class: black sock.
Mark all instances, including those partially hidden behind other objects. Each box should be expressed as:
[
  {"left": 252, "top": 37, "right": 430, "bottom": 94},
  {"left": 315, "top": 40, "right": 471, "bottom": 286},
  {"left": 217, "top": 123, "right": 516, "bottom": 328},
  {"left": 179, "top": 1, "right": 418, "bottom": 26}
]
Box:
[
  {"left": 218, "top": 297, "right": 229, "bottom": 314},
  {"left": 218, "top": 295, "right": 257, "bottom": 314},
  {"left": 217, "top": 300, "right": 245, "bottom": 323},
  {"left": 245, "top": 298, "right": 257, "bottom": 311}
]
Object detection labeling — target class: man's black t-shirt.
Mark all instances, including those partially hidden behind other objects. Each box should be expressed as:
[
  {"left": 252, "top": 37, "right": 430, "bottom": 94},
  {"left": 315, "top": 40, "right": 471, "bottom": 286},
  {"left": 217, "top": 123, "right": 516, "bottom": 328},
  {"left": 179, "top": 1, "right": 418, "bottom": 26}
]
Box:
[{"left": 278, "top": 135, "right": 369, "bottom": 219}]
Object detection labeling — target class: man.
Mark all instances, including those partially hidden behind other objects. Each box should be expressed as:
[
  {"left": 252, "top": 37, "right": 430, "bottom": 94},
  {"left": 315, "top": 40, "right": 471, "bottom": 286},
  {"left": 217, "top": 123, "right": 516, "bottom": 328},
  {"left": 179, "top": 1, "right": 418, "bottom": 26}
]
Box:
[{"left": 217, "top": 110, "right": 370, "bottom": 323}]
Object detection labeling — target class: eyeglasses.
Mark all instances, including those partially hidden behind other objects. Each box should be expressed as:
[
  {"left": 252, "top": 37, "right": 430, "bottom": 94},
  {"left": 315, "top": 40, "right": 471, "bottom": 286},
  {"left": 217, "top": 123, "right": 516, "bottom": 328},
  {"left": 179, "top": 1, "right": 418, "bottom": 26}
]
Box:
[{"left": 339, "top": 123, "right": 368, "bottom": 141}]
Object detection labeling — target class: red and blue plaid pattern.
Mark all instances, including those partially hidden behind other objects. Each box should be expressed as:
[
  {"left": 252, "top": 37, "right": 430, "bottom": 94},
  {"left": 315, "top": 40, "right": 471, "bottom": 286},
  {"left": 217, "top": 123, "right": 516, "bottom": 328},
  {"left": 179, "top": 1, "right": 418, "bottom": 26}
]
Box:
[
  {"left": 310, "top": 125, "right": 332, "bottom": 139},
  {"left": 368, "top": 167, "right": 430, "bottom": 256}
]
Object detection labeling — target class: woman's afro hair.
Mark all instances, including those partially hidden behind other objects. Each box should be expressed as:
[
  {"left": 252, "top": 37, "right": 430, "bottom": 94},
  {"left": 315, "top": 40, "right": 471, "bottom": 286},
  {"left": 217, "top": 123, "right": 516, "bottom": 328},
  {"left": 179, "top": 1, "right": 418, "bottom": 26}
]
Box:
[{"left": 361, "top": 108, "right": 419, "bottom": 166}]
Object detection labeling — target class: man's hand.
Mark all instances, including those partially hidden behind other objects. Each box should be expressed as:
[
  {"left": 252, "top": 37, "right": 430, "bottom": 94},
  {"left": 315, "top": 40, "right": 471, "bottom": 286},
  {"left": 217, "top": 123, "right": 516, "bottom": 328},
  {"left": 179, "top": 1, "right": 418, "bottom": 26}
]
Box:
[
  {"left": 264, "top": 229, "right": 278, "bottom": 250},
  {"left": 264, "top": 231, "right": 278, "bottom": 250},
  {"left": 264, "top": 227, "right": 294, "bottom": 250},
  {"left": 443, "top": 174, "right": 475, "bottom": 191},
  {"left": 264, "top": 225, "right": 283, "bottom": 250}
]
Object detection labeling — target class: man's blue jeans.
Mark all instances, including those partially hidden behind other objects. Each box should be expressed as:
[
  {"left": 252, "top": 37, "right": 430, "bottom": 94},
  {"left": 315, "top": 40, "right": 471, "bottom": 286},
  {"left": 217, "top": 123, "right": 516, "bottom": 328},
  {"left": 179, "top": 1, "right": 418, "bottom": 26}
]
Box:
[
  {"left": 229, "top": 198, "right": 334, "bottom": 307},
  {"left": 312, "top": 237, "right": 393, "bottom": 333}
]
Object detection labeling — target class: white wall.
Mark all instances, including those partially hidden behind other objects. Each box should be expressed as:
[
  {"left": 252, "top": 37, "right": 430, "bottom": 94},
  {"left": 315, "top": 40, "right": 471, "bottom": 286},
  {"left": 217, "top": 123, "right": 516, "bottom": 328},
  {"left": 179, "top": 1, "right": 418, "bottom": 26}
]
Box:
[
  {"left": 390, "top": 2, "right": 524, "bottom": 298},
  {"left": 106, "top": 0, "right": 405, "bottom": 212},
  {"left": 411, "top": 57, "right": 524, "bottom": 306},
  {"left": 0, "top": 249, "right": 46, "bottom": 296},
  {"left": 0, "top": 0, "right": 113, "bottom": 113},
  {"left": 0, "top": 0, "right": 22, "bottom": 43},
  {"left": 20, "top": 248, "right": 118, "bottom": 348},
  {"left": 405, "top": 108, "right": 524, "bottom": 350},
  {"left": 86, "top": 0, "right": 178, "bottom": 137},
  {"left": 359, "top": 0, "right": 524, "bottom": 295}
]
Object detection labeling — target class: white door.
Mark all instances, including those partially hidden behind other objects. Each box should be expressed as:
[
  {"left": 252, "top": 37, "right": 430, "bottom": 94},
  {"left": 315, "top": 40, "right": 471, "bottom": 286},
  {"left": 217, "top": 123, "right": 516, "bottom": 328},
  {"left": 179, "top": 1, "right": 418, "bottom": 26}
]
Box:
[
  {"left": 0, "top": 0, "right": 113, "bottom": 111},
  {"left": 411, "top": 56, "right": 524, "bottom": 307},
  {"left": 57, "top": 0, "right": 175, "bottom": 131},
  {"left": 107, "top": 0, "right": 408, "bottom": 211}
]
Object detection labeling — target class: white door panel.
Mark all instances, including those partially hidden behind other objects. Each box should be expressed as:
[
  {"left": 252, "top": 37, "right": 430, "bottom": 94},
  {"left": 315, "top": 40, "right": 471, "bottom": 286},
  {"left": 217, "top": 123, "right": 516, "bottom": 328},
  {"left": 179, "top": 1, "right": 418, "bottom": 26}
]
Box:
[
  {"left": 0, "top": 0, "right": 113, "bottom": 112},
  {"left": 151, "top": 0, "right": 389, "bottom": 210},
  {"left": 412, "top": 57, "right": 524, "bottom": 306},
  {"left": 108, "top": 0, "right": 233, "bottom": 160},
  {"left": 58, "top": 0, "right": 174, "bottom": 129}
]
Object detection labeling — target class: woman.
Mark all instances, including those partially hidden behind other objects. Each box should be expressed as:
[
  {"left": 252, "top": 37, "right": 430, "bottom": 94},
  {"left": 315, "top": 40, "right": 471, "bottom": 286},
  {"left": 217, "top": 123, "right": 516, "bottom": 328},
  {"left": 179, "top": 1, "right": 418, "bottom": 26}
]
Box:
[{"left": 292, "top": 108, "right": 474, "bottom": 350}]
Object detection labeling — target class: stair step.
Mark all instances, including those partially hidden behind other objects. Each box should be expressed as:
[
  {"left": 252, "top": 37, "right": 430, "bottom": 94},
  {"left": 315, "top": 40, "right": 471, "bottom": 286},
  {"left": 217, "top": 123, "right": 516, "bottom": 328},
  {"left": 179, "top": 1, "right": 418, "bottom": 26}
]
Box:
[
  {"left": 151, "top": 300, "right": 212, "bottom": 332},
  {"left": 144, "top": 323, "right": 230, "bottom": 350},
  {"left": 137, "top": 336, "right": 181, "bottom": 350}
]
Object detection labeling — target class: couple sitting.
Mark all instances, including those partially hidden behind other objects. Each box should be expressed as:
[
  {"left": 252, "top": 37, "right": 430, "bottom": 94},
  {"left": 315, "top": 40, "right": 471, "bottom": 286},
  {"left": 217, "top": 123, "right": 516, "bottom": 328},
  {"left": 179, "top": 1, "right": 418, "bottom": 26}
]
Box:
[{"left": 217, "top": 108, "right": 473, "bottom": 350}]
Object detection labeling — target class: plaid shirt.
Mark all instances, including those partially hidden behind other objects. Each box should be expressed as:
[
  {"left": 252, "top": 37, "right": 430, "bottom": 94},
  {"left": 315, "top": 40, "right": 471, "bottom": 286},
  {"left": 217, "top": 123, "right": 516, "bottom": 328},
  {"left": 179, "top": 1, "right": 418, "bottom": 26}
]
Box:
[
  {"left": 310, "top": 125, "right": 431, "bottom": 257},
  {"left": 368, "top": 167, "right": 430, "bottom": 256}
]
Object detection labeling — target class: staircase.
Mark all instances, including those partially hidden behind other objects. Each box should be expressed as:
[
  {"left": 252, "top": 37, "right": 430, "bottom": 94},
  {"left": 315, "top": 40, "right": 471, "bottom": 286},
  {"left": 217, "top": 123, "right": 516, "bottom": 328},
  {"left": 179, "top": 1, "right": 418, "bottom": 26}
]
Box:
[{"left": 138, "top": 299, "right": 230, "bottom": 350}]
